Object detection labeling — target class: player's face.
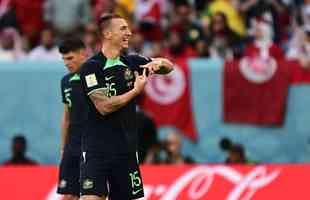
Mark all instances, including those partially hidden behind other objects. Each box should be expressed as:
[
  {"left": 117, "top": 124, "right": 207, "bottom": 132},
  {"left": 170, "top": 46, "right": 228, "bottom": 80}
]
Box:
[
  {"left": 109, "top": 18, "right": 132, "bottom": 49},
  {"left": 62, "top": 50, "right": 86, "bottom": 73}
]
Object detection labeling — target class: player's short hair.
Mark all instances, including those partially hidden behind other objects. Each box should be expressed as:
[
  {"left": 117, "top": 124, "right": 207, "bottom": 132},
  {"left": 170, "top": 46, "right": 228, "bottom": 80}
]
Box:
[
  {"left": 98, "top": 13, "right": 122, "bottom": 32},
  {"left": 58, "top": 38, "right": 85, "bottom": 54}
]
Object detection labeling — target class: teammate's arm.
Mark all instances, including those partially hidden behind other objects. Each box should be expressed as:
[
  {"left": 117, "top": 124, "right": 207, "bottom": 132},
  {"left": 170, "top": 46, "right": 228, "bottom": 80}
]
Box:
[
  {"left": 89, "top": 69, "right": 148, "bottom": 116},
  {"left": 141, "top": 58, "right": 174, "bottom": 75},
  {"left": 60, "top": 104, "right": 70, "bottom": 158}
]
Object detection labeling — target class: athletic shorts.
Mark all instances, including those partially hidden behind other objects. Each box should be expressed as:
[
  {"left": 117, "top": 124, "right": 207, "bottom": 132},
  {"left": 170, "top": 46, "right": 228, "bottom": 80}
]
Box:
[
  {"left": 57, "top": 151, "right": 81, "bottom": 196},
  {"left": 80, "top": 151, "right": 144, "bottom": 200}
]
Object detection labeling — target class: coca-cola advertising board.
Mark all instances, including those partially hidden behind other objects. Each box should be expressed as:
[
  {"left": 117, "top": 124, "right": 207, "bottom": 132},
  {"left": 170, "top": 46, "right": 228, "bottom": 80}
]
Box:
[{"left": 0, "top": 165, "right": 309, "bottom": 200}]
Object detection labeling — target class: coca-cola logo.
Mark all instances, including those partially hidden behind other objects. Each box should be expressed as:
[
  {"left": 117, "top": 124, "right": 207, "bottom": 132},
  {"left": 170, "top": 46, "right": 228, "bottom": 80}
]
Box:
[
  {"left": 46, "top": 166, "right": 281, "bottom": 200},
  {"left": 144, "top": 166, "right": 281, "bottom": 200}
]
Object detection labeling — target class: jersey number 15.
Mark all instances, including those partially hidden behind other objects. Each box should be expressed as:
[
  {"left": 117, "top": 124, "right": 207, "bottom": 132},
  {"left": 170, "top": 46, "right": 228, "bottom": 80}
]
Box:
[{"left": 103, "top": 83, "right": 117, "bottom": 97}]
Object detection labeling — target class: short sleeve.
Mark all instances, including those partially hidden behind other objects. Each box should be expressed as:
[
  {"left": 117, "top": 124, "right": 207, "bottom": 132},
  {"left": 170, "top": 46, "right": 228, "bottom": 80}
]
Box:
[
  {"left": 127, "top": 54, "right": 152, "bottom": 74},
  {"left": 80, "top": 60, "right": 104, "bottom": 96},
  {"left": 60, "top": 78, "right": 66, "bottom": 104}
]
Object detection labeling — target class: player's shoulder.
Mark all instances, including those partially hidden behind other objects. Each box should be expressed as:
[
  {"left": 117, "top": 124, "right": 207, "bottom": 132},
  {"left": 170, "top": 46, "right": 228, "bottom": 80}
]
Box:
[
  {"left": 123, "top": 53, "right": 152, "bottom": 68},
  {"left": 61, "top": 73, "right": 73, "bottom": 84},
  {"left": 125, "top": 52, "right": 152, "bottom": 62},
  {"left": 80, "top": 53, "right": 106, "bottom": 74}
]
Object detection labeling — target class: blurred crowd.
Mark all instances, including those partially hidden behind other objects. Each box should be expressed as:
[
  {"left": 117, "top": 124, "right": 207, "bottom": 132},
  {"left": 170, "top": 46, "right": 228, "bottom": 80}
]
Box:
[{"left": 0, "top": 0, "right": 309, "bottom": 68}]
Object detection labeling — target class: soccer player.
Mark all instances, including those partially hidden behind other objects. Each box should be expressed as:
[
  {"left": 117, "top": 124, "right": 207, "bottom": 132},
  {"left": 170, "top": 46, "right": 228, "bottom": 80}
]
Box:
[
  {"left": 79, "top": 14, "right": 173, "bottom": 200},
  {"left": 57, "top": 38, "right": 88, "bottom": 200}
]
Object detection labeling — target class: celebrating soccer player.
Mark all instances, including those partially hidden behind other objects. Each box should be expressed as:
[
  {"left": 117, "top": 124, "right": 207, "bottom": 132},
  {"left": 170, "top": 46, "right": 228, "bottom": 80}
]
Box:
[{"left": 79, "top": 13, "right": 173, "bottom": 200}]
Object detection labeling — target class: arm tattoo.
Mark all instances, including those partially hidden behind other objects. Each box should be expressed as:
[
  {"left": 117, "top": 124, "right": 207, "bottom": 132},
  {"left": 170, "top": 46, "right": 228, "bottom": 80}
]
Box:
[
  {"left": 89, "top": 88, "right": 109, "bottom": 102},
  {"left": 89, "top": 88, "right": 124, "bottom": 115}
]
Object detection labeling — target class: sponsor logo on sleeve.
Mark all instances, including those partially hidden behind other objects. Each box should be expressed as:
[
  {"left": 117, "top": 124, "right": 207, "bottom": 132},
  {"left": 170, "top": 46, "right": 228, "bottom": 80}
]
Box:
[{"left": 85, "top": 74, "right": 98, "bottom": 88}]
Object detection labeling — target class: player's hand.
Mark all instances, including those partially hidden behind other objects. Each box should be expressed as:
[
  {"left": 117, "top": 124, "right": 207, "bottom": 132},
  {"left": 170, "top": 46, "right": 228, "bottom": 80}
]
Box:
[
  {"left": 140, "top": 60, "right": 162, "bottom": 75},
  {"left": 133, "top": 68, "right": 148, "bottom": 94}
]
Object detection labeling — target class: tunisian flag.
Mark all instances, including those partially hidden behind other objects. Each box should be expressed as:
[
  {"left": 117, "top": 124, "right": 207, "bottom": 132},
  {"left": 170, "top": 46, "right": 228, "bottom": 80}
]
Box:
[
  {"left": 141, "top": 58, "right": 198, "bottom": 141},
  {"left": 223, "top": 57, "right": 290, "bottom": 125}
]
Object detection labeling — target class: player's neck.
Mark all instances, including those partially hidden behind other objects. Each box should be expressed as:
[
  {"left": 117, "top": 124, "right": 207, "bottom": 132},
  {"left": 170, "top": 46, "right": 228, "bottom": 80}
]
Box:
[{"left": 101, "top": 44, "right": 122, "bottom": 59}]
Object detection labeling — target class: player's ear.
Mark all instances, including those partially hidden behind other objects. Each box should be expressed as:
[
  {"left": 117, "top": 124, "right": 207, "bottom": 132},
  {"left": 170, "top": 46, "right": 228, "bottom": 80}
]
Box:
[
  {"left": 103, "top": 29, "right": 112, "bottom": 39},
  {"left": 80, "top": 49, "right": 87, "bottom": 58}
]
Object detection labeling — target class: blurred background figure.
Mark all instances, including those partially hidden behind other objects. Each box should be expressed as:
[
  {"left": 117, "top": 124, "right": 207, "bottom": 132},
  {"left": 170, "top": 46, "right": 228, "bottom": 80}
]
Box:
[
  {"left": 3, "top": 134, "right": 38, "bottom": 165},
  {"left": 162, "top": 131, "right": 195, "bottom": 164},
  {"left": 134, "top": 0, "right": 163, "bottom": 42},
  {"left": 92, "top": 0, "right": 135, "bottom": 24},
  {"left": 0, "top": 0, "right": 18, "bottom": 30},
  {"left": 287, "top": 25, "right": 310, "bottom": 69},
  {"left": 11, "top": 0, "right": 45, "bottom": 48},
  {"left": 144, "top": 131, "right": 195, "bottom": 164},
  {"left": 301, "top": 0, "right": 310, "bottom": 25},
  {"left": 205, "top": 12, "right": 243, "bottom": 60},
  {"left": 219, "top": 137, "right": 255, "bottom": 164},
  {"left": 244, "top": 12, "right": 284, "bottom": 60},
  {"left": 128, "top": 31, "right": 146, "bottom": 54},
  {"left": 82, "top": 22, "right": 99, "bottom": 56},
  {"left": 164, "top": 31, "right": 197, "bottom": 60},
  {"left": 0, "top": 27, "right": 25, "bottom": 61},
  {"left": 206, "top": 0, "right": 246, "bottom": 37},
  {"left": 27, "top": 28, "right": 61, "bottom": 61},
  {"left": 44, "top": 0, "right": 92, "bottom": 38},
  {"left": 169, "top": 2, "right": 203, "bottom": 48}
]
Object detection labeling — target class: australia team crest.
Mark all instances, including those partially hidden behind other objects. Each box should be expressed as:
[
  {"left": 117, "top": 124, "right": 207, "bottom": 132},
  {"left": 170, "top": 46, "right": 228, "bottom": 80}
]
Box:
[{"left": 124, "top": 68, "right": 134, "bottom": 80}]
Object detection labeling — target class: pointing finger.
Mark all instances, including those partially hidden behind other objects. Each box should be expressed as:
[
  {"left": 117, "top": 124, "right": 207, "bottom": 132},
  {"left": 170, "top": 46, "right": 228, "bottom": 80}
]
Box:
[
  {"left": 143, "top": 68, "right": 147, "bottom": 77},
  {"left": 134, "top": 71, "right": 139, "bottom": 78}
]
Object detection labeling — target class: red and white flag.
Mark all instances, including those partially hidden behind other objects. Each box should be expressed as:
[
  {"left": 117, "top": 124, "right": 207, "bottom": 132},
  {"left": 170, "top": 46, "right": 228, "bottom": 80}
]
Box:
[
  {"left": 223, "top": 56, "right": 290, "bottom": 125},
  {"left": 141, "top": 58, "right": 198, "bottom": 141}
]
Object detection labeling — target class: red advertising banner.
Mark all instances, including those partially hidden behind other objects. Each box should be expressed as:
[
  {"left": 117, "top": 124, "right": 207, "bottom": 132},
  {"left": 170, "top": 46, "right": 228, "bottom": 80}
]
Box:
[{"left": 0, "top": 165, "right": 310, "bottom": 200}]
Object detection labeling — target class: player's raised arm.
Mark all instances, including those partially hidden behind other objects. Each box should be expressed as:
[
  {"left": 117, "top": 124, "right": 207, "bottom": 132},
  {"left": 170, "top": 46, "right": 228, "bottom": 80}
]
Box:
[
  {"left": 89, "top": 69, "right": 148, "bottom": 116},
  {"left": 140, "top": 57, "right": 174, "bottom": 75}
]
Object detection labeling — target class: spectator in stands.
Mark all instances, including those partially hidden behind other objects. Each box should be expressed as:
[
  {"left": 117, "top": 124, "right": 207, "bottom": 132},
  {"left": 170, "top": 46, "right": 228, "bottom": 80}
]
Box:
[
  {"left": 134, "top": 0, "right": 163, "bottom": 41},
  {"left": 162, "top": 131, "right": 195, "bottom": 164},
  {"left": 169, "top": 2, "right": 203, "bottom": 47},
  {"left": 11, "top": 0, "right": 45, "bottom": 48},
  {"left": 93, "top": 0, "right": 135, "bottom": 24},
  {"left": 82, "top": 22, "right": 99, "bottom": 56},
  {"left": 195, "top": 39, "right": 211, "bottom": 58},
  {"left": 44, "top": 0, "right": 92, "bottom": 38},
  {"left": 93, "top": 0, "right": 116, "bottom": 21},
  {"left": 226, "top": 144, "right": 248, "bottom": 164},
  {"left": 0, "top": 0, "right": 18, "bottom": 30},
  {"left": 204, "top": 12, "right": 243, "bottom": 59},
  {"left": 164, "top": 31, "right": 197, "bottom": 59},
  {"left": 0, "top": 27, "right": 25, "bottom": 61},
  {"left": 127, "top": 31, "right": 146, "bottom": 55},
  {"left": 219, "top": 137, "right": 255, "bottom": 164},
  {"left": 244, "top": 12, "right": 284, "bottom": 60},
  {"left": 3, "top": 135, "right": 38, "bottom": 165},
  {"left": 206, "top": 0, "right": 246, "bottom": 37},
  {"left": 298, "top": 0, "right": 310, "bottom": 27},
  {"left": 147, "top": 41, "right": 164, "bottom": 57},
  {"left": 28, "top": 28, "right": 61, "bottom": 61},
  {"left": 287, "top": 25, "right": 310, "bottom": 69}
]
